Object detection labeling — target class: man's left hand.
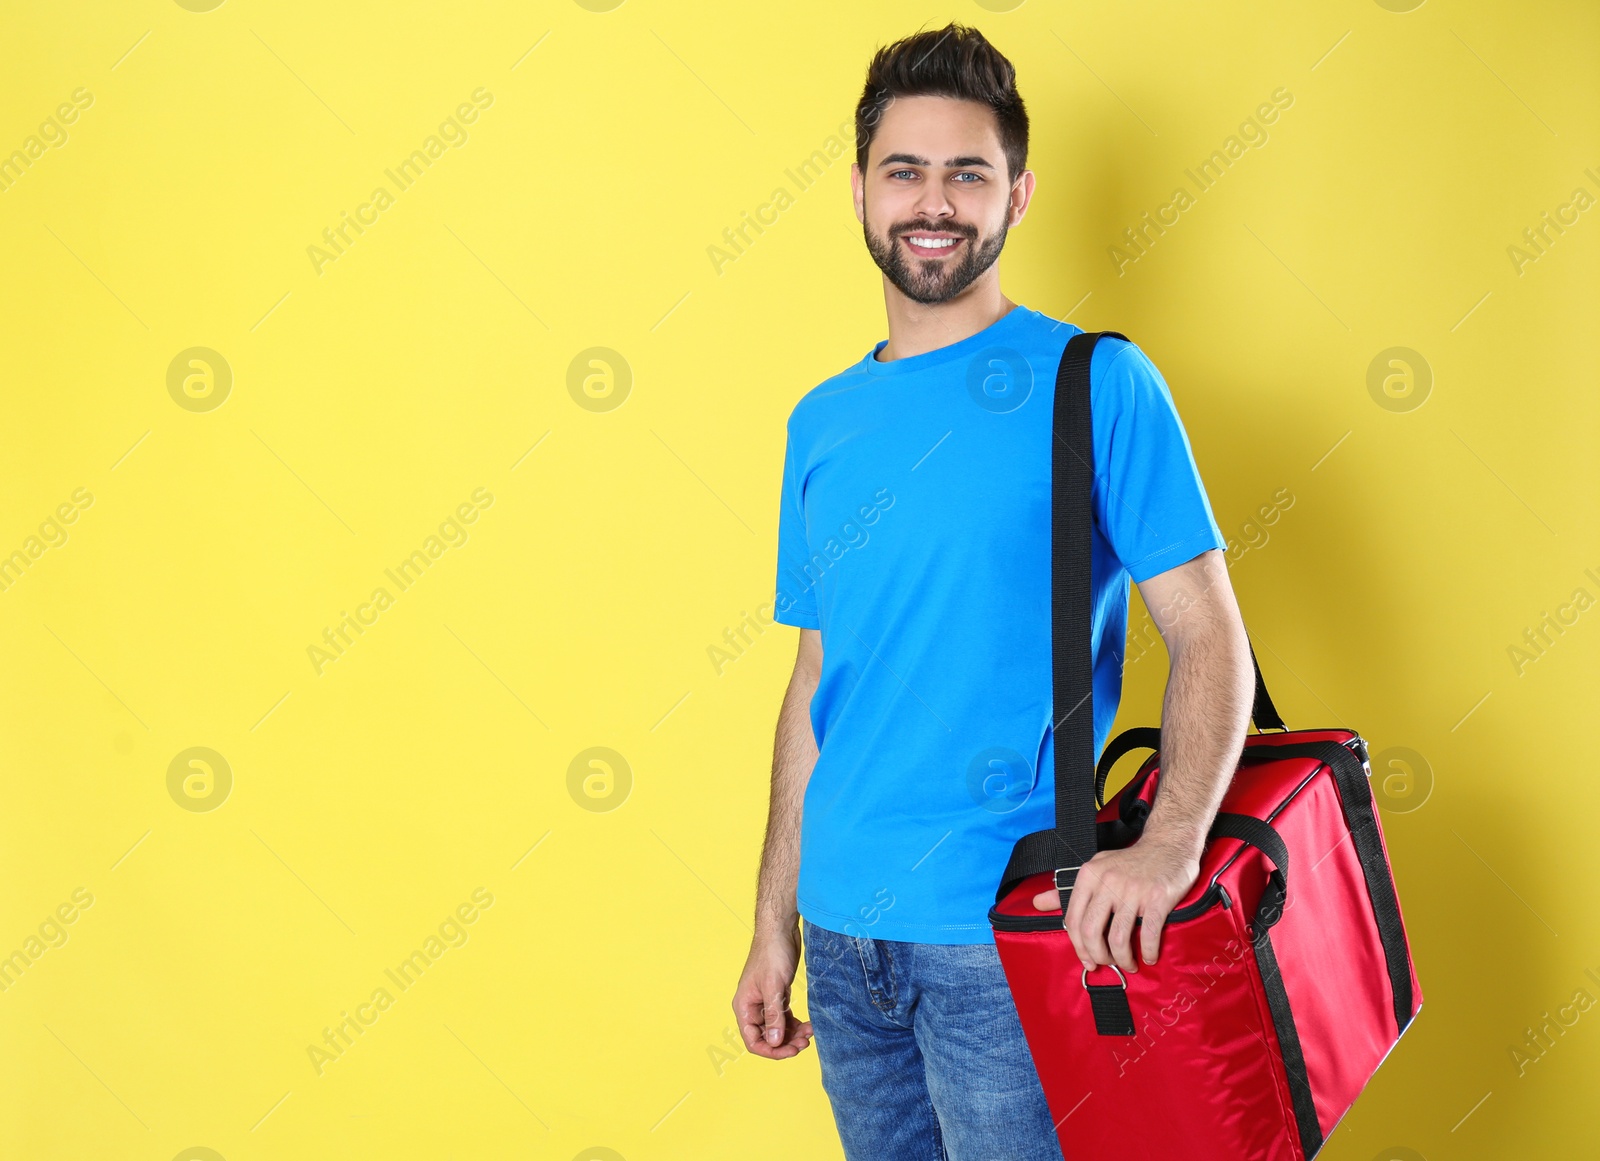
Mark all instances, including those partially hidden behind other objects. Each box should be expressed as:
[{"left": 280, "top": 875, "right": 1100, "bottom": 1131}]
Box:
[{"left": 1030, "top": 835, "right": 1202, "bottom": 973}]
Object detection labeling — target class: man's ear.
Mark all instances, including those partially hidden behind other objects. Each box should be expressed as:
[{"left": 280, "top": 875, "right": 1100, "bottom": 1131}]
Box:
[
  {"left": 851, "top": 163, "right": 865, "bottom": 224},
  {"left": 1008, "top": 169, "right": 1036, "bottom": 228}
]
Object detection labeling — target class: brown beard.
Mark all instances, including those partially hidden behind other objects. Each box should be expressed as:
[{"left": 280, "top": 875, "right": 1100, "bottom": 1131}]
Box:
[{"left": 861, "top": 213, "right": 1009, "bottom": 305}]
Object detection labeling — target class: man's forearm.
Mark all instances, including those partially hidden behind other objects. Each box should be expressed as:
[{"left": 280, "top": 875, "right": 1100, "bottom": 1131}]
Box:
[
  {"left": 1053, "top": 551, "right": 1256, "bottom": 970},
  {"left": 753, "top": 660, "right": 821, "bottom": 940},
  {"left": 1140, "top": 617, "right": 1254, "bottom": 860}
]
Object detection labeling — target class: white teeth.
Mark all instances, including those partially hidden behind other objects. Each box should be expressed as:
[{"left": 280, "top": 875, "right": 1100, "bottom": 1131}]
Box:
[{"left": 907, "top": 236, "right": 958, "bottom": 248}]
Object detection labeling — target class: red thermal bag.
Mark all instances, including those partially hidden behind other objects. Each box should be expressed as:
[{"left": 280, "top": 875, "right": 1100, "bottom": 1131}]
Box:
[{"left": 990, "top": 331, "right": 1422, "bottom": 1160}]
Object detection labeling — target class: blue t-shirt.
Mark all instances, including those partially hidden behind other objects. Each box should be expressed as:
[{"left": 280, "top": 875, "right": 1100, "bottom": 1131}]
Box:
[{"left": 773, "top": 304, "right": 1226, "bottom": 944}]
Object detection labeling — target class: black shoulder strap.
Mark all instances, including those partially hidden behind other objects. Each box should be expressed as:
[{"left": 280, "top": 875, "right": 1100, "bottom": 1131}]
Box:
[
  {"left": 995, "top": 329, "right": 1289, "bottom": 905},
  {"left": 996, "top": 330, "right": 1123, "bottom": 903},
  {"left": 1049, "top": 330, "right": 1118, "bottom": 862},
  {"left": 1248, "top": 639, "right": 1286, "bottom": 731}
]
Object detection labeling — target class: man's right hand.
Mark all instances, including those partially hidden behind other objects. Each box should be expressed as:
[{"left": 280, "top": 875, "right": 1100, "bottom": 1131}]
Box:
[{"left": 733, "top": 924, "right": 814, "bottom": 1059}]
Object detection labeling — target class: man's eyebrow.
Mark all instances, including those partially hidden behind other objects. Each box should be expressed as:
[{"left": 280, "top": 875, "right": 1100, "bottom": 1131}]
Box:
[{"left": 876, "top": 152, "right": 996, "bottom": 170}]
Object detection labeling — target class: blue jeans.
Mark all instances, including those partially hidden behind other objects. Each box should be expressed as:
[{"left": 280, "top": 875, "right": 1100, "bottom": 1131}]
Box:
[{"left": 801, "top": 917, "right": 1066, "bottom": 1161}]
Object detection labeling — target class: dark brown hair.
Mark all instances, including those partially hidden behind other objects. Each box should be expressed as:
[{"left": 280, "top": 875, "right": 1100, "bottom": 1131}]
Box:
[{"left": 855, "top": 23, "right": 1029, "bottom": 184}]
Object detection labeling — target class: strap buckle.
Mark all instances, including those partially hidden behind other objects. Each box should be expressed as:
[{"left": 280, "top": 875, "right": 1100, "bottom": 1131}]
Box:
[{"left": 1055, "top": 866, "right": 1080, "bottom": 930}]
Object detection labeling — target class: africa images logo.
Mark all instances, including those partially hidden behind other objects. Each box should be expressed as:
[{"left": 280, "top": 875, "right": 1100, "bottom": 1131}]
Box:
[
  {"left": 167, "top": 347, "right": 232, "bottom": 413},
  {"left": 966, "top": 347, "right": 1033, "bottom": 414},
  {"left": 167, "top": 747, "right": 233, "bottom": 813},
  {"left": 1367, "top": 347, "right": 1432, "bottom": 413},
  {"left": 966, "top": 747, "right": 1036, "bottom": 814}
]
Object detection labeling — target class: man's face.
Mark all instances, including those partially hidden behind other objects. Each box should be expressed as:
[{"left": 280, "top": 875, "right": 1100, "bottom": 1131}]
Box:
[{"left": 853, "top": 94, "right": 1032, "bottom": 305}]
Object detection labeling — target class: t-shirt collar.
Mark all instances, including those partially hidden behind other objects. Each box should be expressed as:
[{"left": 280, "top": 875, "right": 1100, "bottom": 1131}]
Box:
[{"left": 860, "top": 303, "right": 1035, "bottom": 376}]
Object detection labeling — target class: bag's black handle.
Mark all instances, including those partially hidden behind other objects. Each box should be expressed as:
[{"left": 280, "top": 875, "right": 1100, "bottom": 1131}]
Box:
[
  {"left": 994, "top": 330, "right": 1288, "bottom": 906},
  {"left": 1093, "top": 726, "right": 1160, "bottom": 809},
  {"left": 1207, "top": 812, "right": 1289, "bottom": 929}
]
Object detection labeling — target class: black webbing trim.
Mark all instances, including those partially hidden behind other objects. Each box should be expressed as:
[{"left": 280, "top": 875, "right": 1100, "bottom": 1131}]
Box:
[
  {"left": 1218, "top": 809, "right": 1315, "bottom": 1151},
  {"left": 1209, "top": 815, "right": 1312, "bottom": 1151},
  {"left": 1087, "top": 983, "right": 1136, "bottom": 1036},
  {"left": 1255, "top": 928, "right": 1324, "bottom": 1159},
  {"left": 1244, "top": 740, "right": 1415, "bottom": 1037}
]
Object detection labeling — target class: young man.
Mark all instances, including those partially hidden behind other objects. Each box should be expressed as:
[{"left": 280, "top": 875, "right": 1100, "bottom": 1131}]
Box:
[{"left": 731, "top": 24, "right": 1255, "bottom": 1160}]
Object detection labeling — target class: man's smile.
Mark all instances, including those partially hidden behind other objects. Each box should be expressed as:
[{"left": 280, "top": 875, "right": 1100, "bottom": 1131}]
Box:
[{"left": 902, "top": 232, "right": 967, "bottom": 257}]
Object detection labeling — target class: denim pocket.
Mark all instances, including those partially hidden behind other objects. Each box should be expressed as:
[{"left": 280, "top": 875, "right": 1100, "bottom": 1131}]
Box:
[{"left": 801, "top": 918, "right": 860, "bottom": 1000}]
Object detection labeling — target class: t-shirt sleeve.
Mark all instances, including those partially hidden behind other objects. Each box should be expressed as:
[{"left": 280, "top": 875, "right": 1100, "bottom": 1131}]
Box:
[
  {"left": 1091, "top": 341, "right": 1227, "bottom": 583},
  {"left": 773, "top": 417, "right": 820, "bottom": 628}
]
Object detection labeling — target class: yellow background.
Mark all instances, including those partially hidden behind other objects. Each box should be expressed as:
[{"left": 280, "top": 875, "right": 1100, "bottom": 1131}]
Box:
[{"left": 1, "top": 1, "right": 1595, "bottom": 1158}]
